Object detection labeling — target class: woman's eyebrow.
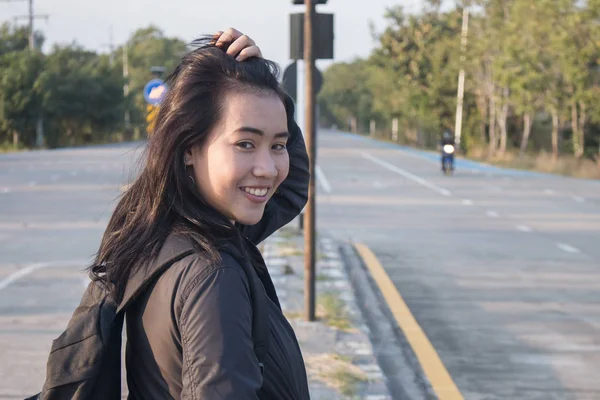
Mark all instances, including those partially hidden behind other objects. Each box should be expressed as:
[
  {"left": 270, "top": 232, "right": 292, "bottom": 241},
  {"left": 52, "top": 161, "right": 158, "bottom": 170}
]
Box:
[{"left": 234, "top": 126, "right": 290, "bottom": 138}]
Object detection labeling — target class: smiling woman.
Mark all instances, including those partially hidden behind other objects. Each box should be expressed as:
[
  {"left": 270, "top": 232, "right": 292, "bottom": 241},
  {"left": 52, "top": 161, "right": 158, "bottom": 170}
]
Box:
[
  {"left": 32, "top": 29, "right": 310, "bottom": 400},
  {"left": 185, "top": 91, "right": 291, "bottom": 225}
]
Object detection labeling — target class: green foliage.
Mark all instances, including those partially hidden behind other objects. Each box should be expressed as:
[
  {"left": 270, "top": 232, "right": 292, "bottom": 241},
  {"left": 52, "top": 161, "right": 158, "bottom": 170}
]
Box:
[
  {"left": 318, "top": 0, "right": 600, "bottom": 160},
  {"left": 0, "top": 50, "right": 44, "bottom": 147},
  {"left": 0, "top": 24, "right": 187, "bottom": 150}
]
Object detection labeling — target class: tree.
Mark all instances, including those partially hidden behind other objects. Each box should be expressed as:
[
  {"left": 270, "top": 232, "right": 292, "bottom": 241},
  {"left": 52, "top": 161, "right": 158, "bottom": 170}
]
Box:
[
  {"left": 0, "top": 22, "right": 44, "bottom": 55},
  {"left": 114, "top": 26, "right": 188, "bottom": 131},
  {"left": 318, "top": 60, "right": 375, "bottom": 132},
  {"left": 0, "top": 50, "right": 44, "bottom": 147},
  {"left": 37, "top": 45, "right": 124, "bottom": 147}
]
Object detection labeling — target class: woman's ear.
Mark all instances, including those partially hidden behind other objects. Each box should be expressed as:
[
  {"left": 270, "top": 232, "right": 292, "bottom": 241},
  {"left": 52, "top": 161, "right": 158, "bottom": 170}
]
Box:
[{"left": 184, "top": 147, "right": 195, "bottom": 166}]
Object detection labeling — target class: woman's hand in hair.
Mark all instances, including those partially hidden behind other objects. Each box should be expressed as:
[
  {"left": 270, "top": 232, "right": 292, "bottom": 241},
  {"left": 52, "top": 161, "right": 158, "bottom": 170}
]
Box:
[{"left": 213, "top": 28, "right": 263, "bottom": 61}]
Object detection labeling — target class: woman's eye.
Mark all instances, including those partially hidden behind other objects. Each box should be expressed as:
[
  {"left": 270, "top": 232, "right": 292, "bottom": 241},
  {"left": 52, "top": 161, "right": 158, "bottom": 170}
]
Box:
[
  {"left": 237, "top": 141, "right": 254, "bottom": 150},
  {"left": 273, "top": 143, "right": 287, "bottom": 151}
]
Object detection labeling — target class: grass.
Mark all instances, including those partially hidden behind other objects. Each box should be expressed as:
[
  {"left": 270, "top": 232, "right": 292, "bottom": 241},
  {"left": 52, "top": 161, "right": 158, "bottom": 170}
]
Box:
[
  {"left": 317, "top": 292, "right": 352, "bottom": 331},
  {"left": 0, "top": 141, "right": 27, "bottom": 153},
  {"left": 328, "top": 366, "right": 368, "bottom": 398},
  {"left": 467, "top": 147, "right": 600, "bottom": 179},
  {"left": 361, "top": 130, "right": 600, "bottom": 180},
  {"left": 316, "top": 273, "right": 330, "bottom": 281},
  {"left": 284, "top": 311, "right": 303, "bottom": 320},
  {"left": 305, "top": 353, "right": 368, "bottom": 398}
]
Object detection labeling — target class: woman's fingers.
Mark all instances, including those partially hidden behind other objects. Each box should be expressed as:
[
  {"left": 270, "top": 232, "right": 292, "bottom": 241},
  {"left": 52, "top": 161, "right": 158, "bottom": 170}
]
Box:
[
  {"left": 213, "top": 28, "right": 262, "bottom": 60},
  {"left": 236, "top": 46, "right": 263, "bottom": 61},
  {"left": 226, "top": 34, "right": 255, "bottom": 58},
  {"left": 214, "top": 27, "right": 243, "bottom": 48}
]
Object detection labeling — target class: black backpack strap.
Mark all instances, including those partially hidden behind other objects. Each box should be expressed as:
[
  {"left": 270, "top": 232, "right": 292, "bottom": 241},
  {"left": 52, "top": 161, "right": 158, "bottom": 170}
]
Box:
[
  {"left": 117, "top": 248, "right": 195, "bottom": 314},
  {"left": 117, "top": 233, "right": 269, "bottom": 375}
]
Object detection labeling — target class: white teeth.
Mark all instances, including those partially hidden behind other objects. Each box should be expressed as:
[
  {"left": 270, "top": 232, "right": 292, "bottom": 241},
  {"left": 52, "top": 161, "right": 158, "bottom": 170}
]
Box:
[{"left": 243, "top": 187, "right": 268, "bottom": 197}]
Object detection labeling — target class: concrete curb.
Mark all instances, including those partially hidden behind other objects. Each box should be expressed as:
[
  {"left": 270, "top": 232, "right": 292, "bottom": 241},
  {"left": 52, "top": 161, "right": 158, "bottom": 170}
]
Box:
[{"left": 262, "top": 227, "right": 393, "bottom": 399}]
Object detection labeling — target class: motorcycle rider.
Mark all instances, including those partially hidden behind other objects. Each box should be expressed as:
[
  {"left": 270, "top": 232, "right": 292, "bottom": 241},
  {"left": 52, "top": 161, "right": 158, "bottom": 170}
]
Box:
[{"left": 440, "top": 130, "right": 456, "bottom": 171}]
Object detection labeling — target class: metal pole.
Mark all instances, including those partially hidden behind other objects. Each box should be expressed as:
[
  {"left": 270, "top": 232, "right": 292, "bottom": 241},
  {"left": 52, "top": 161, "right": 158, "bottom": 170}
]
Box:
[
  {"left": 28, "top": 0, "right": 34, "bottom": 50},
  {"left": 303, "top": 0, "right": 316, "bottom": 322},
  {"left": 454, "top": 6, "right": 469, "bottom": 147},
  {"left": 123, "top": 43, "right": 131, "bottom": 131}
]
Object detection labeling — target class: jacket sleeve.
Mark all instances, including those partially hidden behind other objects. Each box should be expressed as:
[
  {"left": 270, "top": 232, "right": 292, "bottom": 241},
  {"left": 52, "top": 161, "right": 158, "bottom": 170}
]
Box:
[
  {"left": 239, "top": 94, "right": 310, "bottom": 245},
  {"left": 178, "top": 260, "right": 261, "bottom": 400}
]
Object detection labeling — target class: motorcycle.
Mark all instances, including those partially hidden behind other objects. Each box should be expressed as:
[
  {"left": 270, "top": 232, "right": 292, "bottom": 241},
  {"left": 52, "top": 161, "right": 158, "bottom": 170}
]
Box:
[{"left": 441, "top": 144, "right": 455, "bottom": 175}]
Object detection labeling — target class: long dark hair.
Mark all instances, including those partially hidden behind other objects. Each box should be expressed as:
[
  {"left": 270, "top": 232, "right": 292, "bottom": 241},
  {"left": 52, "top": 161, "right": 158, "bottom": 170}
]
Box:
[{"left": 89, "top": 36, "right": 287, "bottom": 300}]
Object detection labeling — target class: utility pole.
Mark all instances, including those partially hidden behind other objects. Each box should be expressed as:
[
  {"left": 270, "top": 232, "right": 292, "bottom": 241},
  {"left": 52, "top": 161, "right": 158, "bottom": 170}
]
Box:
[
  {"left": 303, "top": 0, "right": 317, "bottom": 322},
  {"left": 3, "top": 0, "right": 49, "bottom": 148},
  {"left": 123, "top": 43, "right": 131, "bottom": 131},
  {"left": 453, "top": 5, "right": 469, "bottom": 148},
  {"left": 101, "top": 25, "right": 116, "bottom": 67},
  {"left": 6, "top": 0, "right": 49, "bottom": 51}
]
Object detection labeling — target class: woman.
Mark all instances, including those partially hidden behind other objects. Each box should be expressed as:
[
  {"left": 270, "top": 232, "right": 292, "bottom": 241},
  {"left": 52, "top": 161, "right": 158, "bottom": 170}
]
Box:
[{"left": 91, "top": 29, "right": 311, "bottom": 399}]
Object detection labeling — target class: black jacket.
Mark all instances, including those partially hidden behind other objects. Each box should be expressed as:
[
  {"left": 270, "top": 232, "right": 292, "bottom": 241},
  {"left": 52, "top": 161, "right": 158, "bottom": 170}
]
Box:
[{"left": 124, "top": 95, "right": 311, "bottom": 400}]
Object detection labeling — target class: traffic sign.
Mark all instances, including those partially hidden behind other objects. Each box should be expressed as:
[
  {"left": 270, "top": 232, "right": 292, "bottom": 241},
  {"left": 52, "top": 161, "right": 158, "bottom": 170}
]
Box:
[
  {"left": 282, "top": 61, "right": 323, "bottom": 105},
  {"left": 143, "top": 79, "right": 167, "bottom": 105}
]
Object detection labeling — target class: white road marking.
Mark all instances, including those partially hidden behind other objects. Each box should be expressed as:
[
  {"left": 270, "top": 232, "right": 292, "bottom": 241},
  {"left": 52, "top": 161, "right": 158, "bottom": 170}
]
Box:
[
  {"left": 573, "top": 196, "right": 585, "bottom": 203},
  {"left": 556, "top": 243, "right": 581, "bottom": 254},
  {"left": 392, "top": 148, "right": 438, "bottom": 165},
  {"left": 362, "top": 153, "right": 452, "bottom": 197},
  {"left": 462, "top": 199, "right": 473, "bottom": 206},
  {"left": 315, "top": 165, "right": 332, "bottom": 193},
  {"left": 487, "top": 211, "right": 499, "bottom": 218},
  {"left": 517, "top": 225, "right": 533, "bottom": 232},
  {"left": 27, "top": 181, "right": 36, "bottom": 187},
  {"left": 373, "top": 180, "right": 384, "bottom": 189},
  {"left": 1, "top": 187, "right": 10, "bottom": 194},
  {"left": 0, "top": 259, "right": 91, "bottom": 291},
  {"left": 544, "top": 189, "right": 556, "bottom": 195}
]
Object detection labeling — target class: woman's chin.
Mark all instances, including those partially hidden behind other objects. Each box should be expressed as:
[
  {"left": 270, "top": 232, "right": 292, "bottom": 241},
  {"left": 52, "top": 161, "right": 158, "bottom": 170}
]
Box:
[{"left": 234, "top": 210, "right": 265, "bottom": 226}]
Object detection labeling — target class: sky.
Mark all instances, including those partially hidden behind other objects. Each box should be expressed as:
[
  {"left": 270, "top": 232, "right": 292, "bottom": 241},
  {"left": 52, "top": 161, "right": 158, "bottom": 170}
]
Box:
[{"left": 0, "top": 0, "right": 437, "bottom": 69}]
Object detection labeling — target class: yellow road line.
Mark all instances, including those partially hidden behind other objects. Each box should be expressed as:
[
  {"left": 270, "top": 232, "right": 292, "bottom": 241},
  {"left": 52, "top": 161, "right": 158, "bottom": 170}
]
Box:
[{"left": 353, "top": 243, "right": 464, "bottom": 400}]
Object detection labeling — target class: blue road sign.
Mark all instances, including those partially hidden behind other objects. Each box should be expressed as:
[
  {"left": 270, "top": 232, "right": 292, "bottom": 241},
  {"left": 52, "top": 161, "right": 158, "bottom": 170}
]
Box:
[{"left": 143, "top": 79, "right": 167, "bottom": 105}]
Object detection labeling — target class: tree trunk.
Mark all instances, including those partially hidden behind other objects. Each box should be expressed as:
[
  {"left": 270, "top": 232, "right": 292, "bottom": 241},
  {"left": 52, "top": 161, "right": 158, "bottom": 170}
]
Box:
[
  {"left": 519, "top": 112, "right": 532, "bottom": 157},
  {"left": 350, "top": 117, "right": 357, "bottom": 133},
  {"left": 12, "top": 131, "right": 19, "bottom": 149},
  {"left": 578, "top": 101, "right": 586, "bottom": 157},
  {"left": 497, "top": 88, "right": 509, "bottom": 156},
  {"left": 488, "top": 95, "right": 497, "bottom": 157},
  {"left": 551, "top": 109, "right": 559, "bottom": 161},
  {"left": 571, "top": 101, "right": 581, "bottom": 157},
  {"left": 475, "top": 91, "right": 488, "bottom": 144}
]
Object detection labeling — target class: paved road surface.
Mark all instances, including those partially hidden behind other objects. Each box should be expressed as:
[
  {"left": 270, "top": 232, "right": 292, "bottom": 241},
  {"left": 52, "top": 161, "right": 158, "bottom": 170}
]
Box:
[
  {"left": 1, "top": 132, "right": 600, "bottom": 399},
  {"left": 316, "top": 130, "right": 600, "bottom": 400},
  {"left": 0, "top": 143, "right": 144, "bottom": 398}
]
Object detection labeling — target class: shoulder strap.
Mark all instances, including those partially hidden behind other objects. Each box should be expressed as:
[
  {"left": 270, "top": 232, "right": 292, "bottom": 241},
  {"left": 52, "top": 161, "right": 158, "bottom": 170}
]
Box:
[
  {"left": 117, "top": 249, "right": 195, "bottom": 314},
  {"left": 116, "top": 234, "right": 269, "bottom": 371}
]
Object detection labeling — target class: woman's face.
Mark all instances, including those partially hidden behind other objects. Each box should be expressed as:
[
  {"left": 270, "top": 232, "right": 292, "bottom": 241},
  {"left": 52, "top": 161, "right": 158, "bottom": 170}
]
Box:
[{"left": 185, "top": 91, "right": 290, "bottom": 225}]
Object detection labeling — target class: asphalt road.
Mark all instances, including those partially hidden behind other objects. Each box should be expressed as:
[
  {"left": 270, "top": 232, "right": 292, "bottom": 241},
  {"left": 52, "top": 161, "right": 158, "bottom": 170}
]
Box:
[
  {"left": 316, "top": 130, "right": 600, "bottom": 400},
  {"left": 1, "top": 132, "right": 599, "bottom": 399},
  {"left": 0, "top": 143, "right": 144, "bottom": 398}
]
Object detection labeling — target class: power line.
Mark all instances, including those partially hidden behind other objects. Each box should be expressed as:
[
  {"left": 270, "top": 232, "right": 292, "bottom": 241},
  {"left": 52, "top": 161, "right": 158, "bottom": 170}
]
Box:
[{"left": 1, "top": 0, "right": 49, "bottom": 50}]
